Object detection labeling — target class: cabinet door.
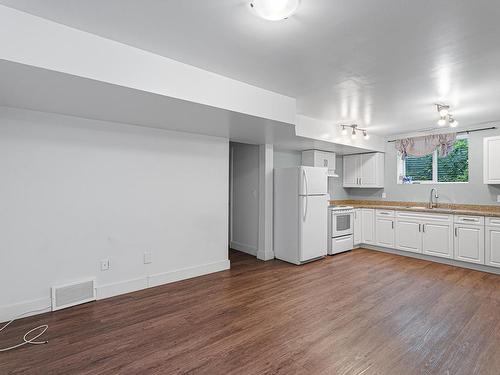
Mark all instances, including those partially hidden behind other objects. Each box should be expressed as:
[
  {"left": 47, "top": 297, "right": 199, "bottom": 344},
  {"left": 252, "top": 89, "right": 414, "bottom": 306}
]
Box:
[
  {"left": 395, "top": 219, "right": 422, "bottom": 253},
  {"left": 454, "top": 225, "right": 485, "bottom": 264},
  {"left": 361, "top": 209, "right": 375, "bottom": 244},
  {"left": 486, "top": 227, "right": 500, "bottom": 268},
  {"left": 353, "top": 209, "right": 362, "bottom": 245},
  {"left": 376, "top": 217, "right": 395, "bottom": 248},
  {"left": 343, "top": 155, "right": 359, "bottom": 186},
  {"left": 360, "top": 153, "right": 378, "bottom": 186},
  {"left": 422, "top": 223, "right": 453, "bottom": 259},
  {"left": 484, "top": 137, "right": 500, "bottom": 184}
]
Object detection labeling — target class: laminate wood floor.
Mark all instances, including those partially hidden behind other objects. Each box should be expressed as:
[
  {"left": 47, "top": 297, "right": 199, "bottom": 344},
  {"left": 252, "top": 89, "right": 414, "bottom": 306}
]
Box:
[{"left": 2, "top": 249, "right": 500, "bottom": 375}]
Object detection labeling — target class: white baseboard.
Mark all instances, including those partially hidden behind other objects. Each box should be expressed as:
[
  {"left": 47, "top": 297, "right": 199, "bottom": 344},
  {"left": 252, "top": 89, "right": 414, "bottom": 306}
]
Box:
[
  {"left": 230, "top": 240, "right": 258, "bottom": 256},
  {"left": 96, "top": 277, "right": 149, "bottom": 300},
  {"left": 257, "top": 249, "right": 275, "bottom": 261},
  {"left": 0, "top": 297, "right": 51, "bottom": 323},
  {"left": 362, "top": 244, "right": 500, "bottom": 275},
  {"left": 149, "top": 259, "right": 230, "bottom": 287},
  {"left": 1, "top": 259, "right": 231, "bottom": 322}
]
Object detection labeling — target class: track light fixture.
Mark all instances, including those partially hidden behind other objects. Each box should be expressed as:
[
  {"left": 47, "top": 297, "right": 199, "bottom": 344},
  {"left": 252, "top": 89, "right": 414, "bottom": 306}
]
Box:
[
  {"left": 435, "top": 104, "right": 458, "bottom": 128},
  {"left": 340, "top": 124, "right": 369, "bottom": 140}
]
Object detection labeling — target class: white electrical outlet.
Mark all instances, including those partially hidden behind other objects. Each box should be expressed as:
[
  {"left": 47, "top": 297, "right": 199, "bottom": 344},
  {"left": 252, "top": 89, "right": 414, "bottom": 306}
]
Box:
[
  {"left": 497, "top": 195, "right": 500, "bottom": 203},
  {"left": 144, "top": 252, "right": 152, "bottom": 264},
  {"left": 100, "top": 259, "right": 110, "bottom": 271},
  {"left": 382, "top": 192, "right": 387, "bottom": 199}
]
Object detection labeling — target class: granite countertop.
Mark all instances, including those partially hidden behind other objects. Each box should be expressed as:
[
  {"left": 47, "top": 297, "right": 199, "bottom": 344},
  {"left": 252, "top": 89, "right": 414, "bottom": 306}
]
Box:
[{"left": 330, "top": 200, "right": 500, "bottom": 218}]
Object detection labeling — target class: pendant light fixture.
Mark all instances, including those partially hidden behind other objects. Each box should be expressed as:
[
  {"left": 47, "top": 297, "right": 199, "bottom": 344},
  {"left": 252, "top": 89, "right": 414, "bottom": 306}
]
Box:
[{"left": 249, "top": 0, "right": 300, "bottom": 21}]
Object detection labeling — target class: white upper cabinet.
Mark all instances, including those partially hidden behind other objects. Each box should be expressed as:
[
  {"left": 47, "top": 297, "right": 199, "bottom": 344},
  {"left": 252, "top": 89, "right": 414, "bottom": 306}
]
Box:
[
  {"left": 343, "top": 153, "right": 384, "bottom": 188},
  {"left": 484, "top": 136, "right": 500, "bottom": 184},
  {"left": 302, "top": 150, "right": 338, "bottom": 177},
  {"left": 343, "top": 154, "right": 359, "bottom": 185}
]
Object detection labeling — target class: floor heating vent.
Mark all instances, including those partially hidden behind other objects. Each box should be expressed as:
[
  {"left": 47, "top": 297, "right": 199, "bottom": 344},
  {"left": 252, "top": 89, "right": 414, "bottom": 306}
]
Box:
[{"left": 51, "top": 279, "right": 96, "bottom": 311}]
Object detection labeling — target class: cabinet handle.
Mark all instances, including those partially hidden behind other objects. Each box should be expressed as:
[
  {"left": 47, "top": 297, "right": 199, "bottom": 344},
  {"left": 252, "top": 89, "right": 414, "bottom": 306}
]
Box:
[
  {"left": 419, "top": 224, "right": 421, "bottom": 232},
  {"left": 392, "top": 221, "right": 394, "bottom": 229},
  {"left": 462, "top": 218, "right": 476, "bottom": 222},
  {"left": 422, "top": 224, "right": 425, "bottom": 233},
  {"left": 455, "top": 227, "right": 458, "bottom": 237}
]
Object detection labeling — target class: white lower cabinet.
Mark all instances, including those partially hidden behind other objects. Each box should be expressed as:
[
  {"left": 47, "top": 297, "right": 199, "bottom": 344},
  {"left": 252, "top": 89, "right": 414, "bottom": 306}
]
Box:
[
  {"left": 376, "top": 210, "right": 395, "bottom": 248},
  {"left": 486, "top": 217, "right": 500, "bottom": 268},
  {"left": 353, "top": 209, "right": 362, "bottom": 246},
  {"left": 395, "top": 218, "right": 422, "bottom": 253},
  {"left": 361, "top": 209, "right": 375, "bottom": 244},
  {"left": 454, "top": 224, "right": 485, "bottom": 264},
  {"left": 395, "top": 211, "right": 453, "bottom": 258},
  {"left": 422, "top": 222, "right": 453, "bottom": 259}
]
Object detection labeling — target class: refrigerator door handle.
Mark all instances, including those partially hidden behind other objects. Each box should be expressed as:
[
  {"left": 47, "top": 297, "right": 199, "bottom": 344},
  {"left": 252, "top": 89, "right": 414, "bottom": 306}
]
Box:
[{"left": 303, "top": 169, "right": 309, "bottom": 221}]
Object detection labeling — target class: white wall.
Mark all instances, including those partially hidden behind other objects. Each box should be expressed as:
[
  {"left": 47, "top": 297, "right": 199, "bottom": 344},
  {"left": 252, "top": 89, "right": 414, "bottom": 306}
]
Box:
[
  {"left": 230, "top": 142, "right": 260, "bottom": 255},
  {"left": 0, "top": 107, "right": 229, "bottom": 321},
  {"left": 343, "top": 129, "right": 500, "bottom": 204},
  {"left": 273, "top": 149, "right": 302, "bottom": 169}
]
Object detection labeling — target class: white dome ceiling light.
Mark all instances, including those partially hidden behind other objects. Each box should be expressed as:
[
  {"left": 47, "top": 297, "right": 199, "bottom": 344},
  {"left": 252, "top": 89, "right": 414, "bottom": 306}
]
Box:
[{"left": 249, "top": 0, "right": 301, "bottom": 21}]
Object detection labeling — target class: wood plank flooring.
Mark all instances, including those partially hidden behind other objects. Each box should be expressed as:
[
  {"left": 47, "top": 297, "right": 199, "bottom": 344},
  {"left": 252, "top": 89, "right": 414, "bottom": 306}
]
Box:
[{"left": 2, "top": 249, "right": 500, "bottom": 374}]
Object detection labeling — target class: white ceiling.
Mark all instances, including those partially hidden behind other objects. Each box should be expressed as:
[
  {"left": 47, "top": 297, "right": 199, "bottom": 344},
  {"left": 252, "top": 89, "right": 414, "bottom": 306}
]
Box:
[
  {"left": 2, "top": 0, "right": 500, "bottom": 136},
  {"left": 0, "top": 60, "right": 370, "bottom": 154}
]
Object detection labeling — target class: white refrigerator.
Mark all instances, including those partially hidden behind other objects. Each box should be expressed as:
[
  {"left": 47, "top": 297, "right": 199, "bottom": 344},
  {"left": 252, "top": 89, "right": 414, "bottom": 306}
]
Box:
[{"left": 274, "top": 166, "right": 328, "bottom": 265}]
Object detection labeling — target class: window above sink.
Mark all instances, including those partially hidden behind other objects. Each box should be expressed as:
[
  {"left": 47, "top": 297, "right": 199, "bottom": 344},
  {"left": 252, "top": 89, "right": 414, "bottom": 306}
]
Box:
[{"left": 398, "top": 135, "right": 469, "bottom": 184}]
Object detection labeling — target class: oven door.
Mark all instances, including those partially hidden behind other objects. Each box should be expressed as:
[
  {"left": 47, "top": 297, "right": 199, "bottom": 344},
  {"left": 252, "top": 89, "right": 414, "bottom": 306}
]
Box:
[{"left": 332, "top": 212, "right": 354, "bottom": 237}]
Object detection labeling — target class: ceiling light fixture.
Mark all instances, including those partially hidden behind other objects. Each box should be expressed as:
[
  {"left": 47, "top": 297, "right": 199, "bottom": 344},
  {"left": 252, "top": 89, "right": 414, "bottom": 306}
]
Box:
[
  {"left": 435, "top": 104, "right": 458, "bottom": 129},
  {"left": 449, "top": 116, "right": 458, "bottom": 128},
  {"left": 437, "top": 118, "right": 447, "bottom": 127},
  {"left": 249, "top": 0, "right": 300, "bottom": 21},
  {"left": 339, "top": 124, "right": 369, "bottom": 141},
  {"left": 351, "top": 128, "right": 357, "bottom": 139}
]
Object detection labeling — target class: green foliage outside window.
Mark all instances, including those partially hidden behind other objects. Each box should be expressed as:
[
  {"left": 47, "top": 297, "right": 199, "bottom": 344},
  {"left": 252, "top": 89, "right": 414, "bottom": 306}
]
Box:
[{"left": 403, "top": 138, "right": 469, "bottom": 183}]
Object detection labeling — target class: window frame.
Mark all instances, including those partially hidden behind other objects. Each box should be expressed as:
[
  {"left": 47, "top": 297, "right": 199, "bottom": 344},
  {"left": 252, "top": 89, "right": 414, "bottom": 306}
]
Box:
[{"left": 397, "top": 135, "right": 469, "bottom": 185}]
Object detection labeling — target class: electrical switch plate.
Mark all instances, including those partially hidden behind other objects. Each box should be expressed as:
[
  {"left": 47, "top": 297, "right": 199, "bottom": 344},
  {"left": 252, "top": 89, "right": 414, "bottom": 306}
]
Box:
[
  {"left": 382, "top": 192, "right": 387, "bottom": 199},
  {"left": 100, "top": 259, "right": 110, "bottom": 271},
  {"left": 497, "top": 195, "right": 500, "bottom": 203}
]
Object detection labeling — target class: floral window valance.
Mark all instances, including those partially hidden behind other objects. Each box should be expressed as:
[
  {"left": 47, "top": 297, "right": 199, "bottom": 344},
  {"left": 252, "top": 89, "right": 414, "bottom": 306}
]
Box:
[{"left": 395, "top": 133, "right": 457, "bottom": 160}]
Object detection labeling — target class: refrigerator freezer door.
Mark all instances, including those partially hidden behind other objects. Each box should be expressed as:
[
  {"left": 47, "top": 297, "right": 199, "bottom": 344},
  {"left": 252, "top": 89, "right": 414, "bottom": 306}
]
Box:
[
  {"left": 299, "top": 195, "right": 328, "bottom": 262},
  {"left": 299, "top": 167, "right": 328, "bottom": 196}
]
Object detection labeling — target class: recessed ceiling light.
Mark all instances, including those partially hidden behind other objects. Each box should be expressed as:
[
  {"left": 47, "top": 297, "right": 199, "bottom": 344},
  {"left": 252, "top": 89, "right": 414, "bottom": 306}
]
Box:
[
  {"left": 249, "top": 0, "right": 300, "bottom": 21},
  {"left": 437, "top": 118, "right": 447, "bottom": 127}
]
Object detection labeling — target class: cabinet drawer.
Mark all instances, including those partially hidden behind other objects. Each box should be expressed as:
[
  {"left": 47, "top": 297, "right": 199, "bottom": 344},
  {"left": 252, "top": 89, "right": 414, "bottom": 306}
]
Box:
[
  {"left": 376, "top": 209, "right": 395, "bottom": 217},
  {"left": 454, "top": 215, "right": 484, "bottom": 225},
  {"left": 486, "top": 217, "right": 500, "bottom": 227}
]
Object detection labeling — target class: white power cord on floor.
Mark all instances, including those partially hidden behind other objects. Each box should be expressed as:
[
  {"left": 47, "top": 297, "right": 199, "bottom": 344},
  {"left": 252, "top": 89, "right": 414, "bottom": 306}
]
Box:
[{"left": 0, "top": 307, "right": 50, "bottom": 352}]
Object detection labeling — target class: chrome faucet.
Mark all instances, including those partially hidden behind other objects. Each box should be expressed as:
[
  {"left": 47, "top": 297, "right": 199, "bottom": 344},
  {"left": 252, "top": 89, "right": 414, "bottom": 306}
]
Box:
[{"left": 429, "top": 188, "right": 439, "bottom": 209}]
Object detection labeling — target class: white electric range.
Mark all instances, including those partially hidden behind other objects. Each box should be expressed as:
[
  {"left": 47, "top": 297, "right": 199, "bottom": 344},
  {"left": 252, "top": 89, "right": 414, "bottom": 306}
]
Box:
[{"left": 327, "top": 205, "right": 354, "bottom": 255}]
